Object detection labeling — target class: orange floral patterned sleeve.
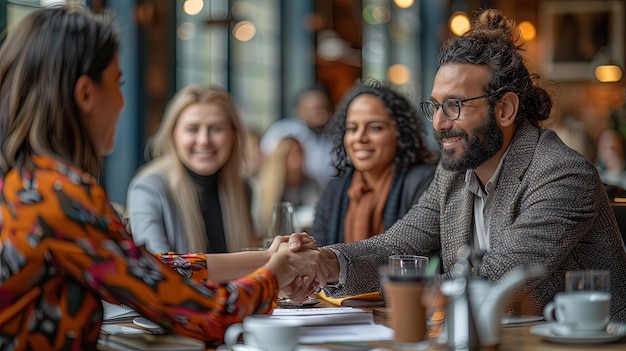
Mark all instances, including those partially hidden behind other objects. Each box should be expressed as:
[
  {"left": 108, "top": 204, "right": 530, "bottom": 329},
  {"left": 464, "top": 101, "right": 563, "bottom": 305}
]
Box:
[{"left": 0, "top": 156, "right": 278, "bottom": 351}]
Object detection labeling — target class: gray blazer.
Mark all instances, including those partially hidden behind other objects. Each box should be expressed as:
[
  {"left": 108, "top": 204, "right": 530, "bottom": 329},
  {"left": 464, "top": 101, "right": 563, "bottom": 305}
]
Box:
[
  {"left": 327, "top": 121, "right": 626, "bottom": 321},
  {"left": 127, "top": 173, "right": 189, "bottom": 254}
]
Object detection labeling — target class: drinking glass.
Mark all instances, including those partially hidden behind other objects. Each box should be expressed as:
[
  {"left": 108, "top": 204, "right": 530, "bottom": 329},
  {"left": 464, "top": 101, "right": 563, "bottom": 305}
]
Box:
[
  {"left": 565, "top": 269, "right": 610, "bottom": 293},
  {"left": 265, "top": 202, "right": 295, "bottom": 248},
  {"left": 388, "top": 255, "right": 429, "bottom": 277}
]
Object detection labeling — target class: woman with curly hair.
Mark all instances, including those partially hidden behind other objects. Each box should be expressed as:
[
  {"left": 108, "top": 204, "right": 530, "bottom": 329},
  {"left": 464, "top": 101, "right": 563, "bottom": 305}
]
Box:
[{"left": 310, "top": 80, "right": 436, "bottom": 245}]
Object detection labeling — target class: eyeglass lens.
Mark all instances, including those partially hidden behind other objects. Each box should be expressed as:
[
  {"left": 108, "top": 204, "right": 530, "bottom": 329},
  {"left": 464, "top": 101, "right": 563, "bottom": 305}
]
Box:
[{"left": 421, "top": 100, "right": 461, "bottom": 122}]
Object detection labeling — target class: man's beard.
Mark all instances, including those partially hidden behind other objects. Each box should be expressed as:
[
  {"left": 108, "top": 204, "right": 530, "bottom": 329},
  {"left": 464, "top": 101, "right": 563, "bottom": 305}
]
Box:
[{"left": 435, "top": 107, "right": 503, "bottom": 171}]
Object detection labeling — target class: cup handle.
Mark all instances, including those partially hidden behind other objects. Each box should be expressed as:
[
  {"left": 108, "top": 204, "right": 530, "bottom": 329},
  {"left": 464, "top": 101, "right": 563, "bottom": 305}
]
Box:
[
  {"left": 224, "top": 323, "right": 244, "bottom": 348},
  {"left": 543, "top": 302, "right": 556, "bottom": 322}
]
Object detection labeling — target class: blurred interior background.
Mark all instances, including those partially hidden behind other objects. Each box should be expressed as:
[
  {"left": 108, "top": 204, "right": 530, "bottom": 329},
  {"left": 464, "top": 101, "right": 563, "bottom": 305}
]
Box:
[{"left": 1, "top": 0, "right": 625, "bottom": 204}]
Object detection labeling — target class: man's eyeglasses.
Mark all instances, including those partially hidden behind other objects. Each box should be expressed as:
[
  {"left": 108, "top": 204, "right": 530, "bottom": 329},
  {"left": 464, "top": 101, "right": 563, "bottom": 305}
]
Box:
[{"left": 419, "top": 90, "right": 502, "bottom": 122}]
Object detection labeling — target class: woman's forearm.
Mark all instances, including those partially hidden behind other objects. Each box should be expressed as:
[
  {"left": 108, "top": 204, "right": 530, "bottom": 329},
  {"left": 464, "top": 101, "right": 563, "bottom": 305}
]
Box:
[{"left": 205, "top": 250, "right": 271, "bottom": 282}]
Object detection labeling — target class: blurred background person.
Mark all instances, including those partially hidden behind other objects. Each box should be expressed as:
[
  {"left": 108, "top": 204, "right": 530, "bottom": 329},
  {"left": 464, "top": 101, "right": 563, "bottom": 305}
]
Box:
[
  {"left": 310, "top": 80, "right": 436, "bottom": 246},
  {"left": 260, "top": 85, "right": 336, "bottom": 188},
  {"left": 551, "top": 116, "right": 596, "bottom": 162},
  {"left": 243, "top": 129, "right": 263, "bottom": 179},
  {"left": 127, "top": 85, "right": 254, "bottom": 254},
  {"left": 243, "top": 128, "right": 264, "bottom": 235},
  {"left": 0, "top": 5, "right": 318, "bottom": 349},
  {"left": 596, "top": 128, "right": 626, "bottom": 190},
  {"left": 255, "top": 137, "right": 321, "bottom": 234}
]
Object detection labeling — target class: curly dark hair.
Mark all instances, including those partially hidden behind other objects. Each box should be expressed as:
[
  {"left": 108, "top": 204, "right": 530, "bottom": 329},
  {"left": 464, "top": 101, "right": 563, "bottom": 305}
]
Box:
[
  {"left": 326, "top": 79, "right": 435, "bottom": 175},
  {"left": 438, "top": 9, "right": 552, "bottom": 127}
]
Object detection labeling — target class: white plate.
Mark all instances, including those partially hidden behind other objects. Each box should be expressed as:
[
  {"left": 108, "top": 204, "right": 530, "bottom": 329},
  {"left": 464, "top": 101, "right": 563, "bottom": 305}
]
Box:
[
  {"left": 529, "top": 322, "right": 626, "bottom": 344},
  {"left": 501, "top": 315, "right": 544, "bottom": 326}
]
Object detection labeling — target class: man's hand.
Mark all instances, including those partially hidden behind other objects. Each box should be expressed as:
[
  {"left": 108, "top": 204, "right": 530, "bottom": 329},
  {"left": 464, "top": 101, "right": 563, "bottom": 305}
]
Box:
[
  {"left": 279, "top": 248, "right": 340, "bottom": 302},
  {"left": 265, "top": 243, "right": 320, "bottom": 301},
  {"left": 270, "top": 233, "right": 343, "bottom": 302},
  {"left": 286, "top": 233, "right": 341, "bottom": 285},
  {"left": 316, "top": 248, "right": 340, "bottom": 286}
]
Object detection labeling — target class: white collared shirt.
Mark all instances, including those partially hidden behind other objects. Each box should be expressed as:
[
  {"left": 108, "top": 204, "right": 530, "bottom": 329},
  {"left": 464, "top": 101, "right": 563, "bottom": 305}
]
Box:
[{"left": 464, "top": 146, "right": 511, "bottom": 251}]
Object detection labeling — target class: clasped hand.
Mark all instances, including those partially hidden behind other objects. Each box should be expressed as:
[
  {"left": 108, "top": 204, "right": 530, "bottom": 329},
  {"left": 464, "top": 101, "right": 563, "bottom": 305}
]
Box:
[{"left": 265, "top": 233, "right": 331, "bottom": 302}]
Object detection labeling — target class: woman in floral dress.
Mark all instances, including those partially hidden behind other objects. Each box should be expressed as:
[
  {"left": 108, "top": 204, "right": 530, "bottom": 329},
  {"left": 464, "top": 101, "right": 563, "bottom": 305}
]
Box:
[{"left": 0, "top": 5, "right": 317, "bottom": 351}]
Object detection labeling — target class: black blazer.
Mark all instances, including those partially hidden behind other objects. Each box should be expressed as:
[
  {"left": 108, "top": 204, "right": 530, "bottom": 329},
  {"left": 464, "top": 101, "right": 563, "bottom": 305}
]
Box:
[{"left": 309, "top": 163, "right": 435, "bottom": 246}]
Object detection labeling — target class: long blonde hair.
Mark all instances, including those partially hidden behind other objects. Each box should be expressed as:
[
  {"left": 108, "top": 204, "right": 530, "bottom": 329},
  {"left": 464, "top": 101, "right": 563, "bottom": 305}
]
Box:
[
  {"left": 257, "top": 137, "right": 303, "bottom": 232},
  {"left": 138, "top": 85, "right": 253, "bottom": 252}
]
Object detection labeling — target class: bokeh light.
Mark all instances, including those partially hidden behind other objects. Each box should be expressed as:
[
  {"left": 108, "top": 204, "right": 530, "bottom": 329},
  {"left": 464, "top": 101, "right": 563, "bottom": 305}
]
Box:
[
  {"left": 393, "top": 0, "right": 415, "bottom": 9},
  {"left": 183, "top": 0, "right": 203, "bottom": 16},
  {"left": 177, "top": 22, "right": 196, "bottom": 40},
  {"left": 595, "top": 65, "right": 623, "bottom": 83},
  {"left": 363, "top": 5, "right": 391, "bottom": 25},
  {"left": 449, "top": 12, "right": 470, "bottom": 36},
  {"left": 233, "top": 21, "right": 256, "bottom": 42},
  {"left": 518, "top": 21, "right": 536, "bottom": 41},
  {"left": 387, "top": 64, "right": 411, "bottom": 84}
]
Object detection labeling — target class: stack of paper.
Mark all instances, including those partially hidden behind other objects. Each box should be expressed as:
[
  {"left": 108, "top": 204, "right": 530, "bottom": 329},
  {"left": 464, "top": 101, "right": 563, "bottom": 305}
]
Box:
[
  {"left": 98, "top": 332, "right": 205, "bottom": 351},
  {"left": 272, "top": 307, "right": 394, "bottom": 344},
  {"left": 102, "top": 301, "right": 141, "bottom": 323}
]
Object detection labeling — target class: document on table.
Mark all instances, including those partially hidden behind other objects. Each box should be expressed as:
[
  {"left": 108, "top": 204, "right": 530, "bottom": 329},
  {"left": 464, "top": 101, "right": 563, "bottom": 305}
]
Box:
[
  {"left": 102, "top": 301, "right": 140, "bottom": 323},
  {"left": 272, "top": 307, "right": 394, "bottom": 343}
]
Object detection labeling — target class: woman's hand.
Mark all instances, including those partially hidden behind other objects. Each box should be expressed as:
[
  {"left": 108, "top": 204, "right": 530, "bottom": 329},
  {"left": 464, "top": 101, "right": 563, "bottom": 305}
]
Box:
[{"left": 266, "top": 232, "right": 317, "bottom": 254}]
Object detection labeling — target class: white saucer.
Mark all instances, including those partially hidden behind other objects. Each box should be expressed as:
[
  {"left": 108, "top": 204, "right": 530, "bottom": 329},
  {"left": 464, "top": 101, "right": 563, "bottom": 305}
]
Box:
[
  {"left": 529, "top": 322, "right": 626, "bottom": 344},
  {"left": 501, "top": 315, "right": 543, "bottom": 326}
]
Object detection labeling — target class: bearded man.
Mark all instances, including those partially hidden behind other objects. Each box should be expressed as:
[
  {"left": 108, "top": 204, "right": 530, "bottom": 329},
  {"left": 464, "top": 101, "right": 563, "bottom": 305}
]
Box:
[{"left": 285, "top": 9, "right": 626, "bottom": 322}]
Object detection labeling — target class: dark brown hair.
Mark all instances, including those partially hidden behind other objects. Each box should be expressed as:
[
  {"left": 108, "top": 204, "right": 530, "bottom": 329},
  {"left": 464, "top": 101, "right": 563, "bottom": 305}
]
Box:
[
  {"left": 0, "top": 5, "right": 119, "bottom": 175},
  {"left": 438, "top": 9, "right": 552, "bottom": 127}
]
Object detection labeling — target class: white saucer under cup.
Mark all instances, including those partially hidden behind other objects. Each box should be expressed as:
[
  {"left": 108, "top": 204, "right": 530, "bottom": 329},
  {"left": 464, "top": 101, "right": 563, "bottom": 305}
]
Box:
[{"left": 529, "top": 322, "right": 625, "bottom": 344}]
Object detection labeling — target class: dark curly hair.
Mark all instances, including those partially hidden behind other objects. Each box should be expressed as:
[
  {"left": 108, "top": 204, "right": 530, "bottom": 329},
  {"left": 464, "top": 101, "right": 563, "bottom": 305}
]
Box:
[
  {"left": 326, "top": 79, "right": 435, "bottom": 175},
  {"left": 438, "top": 9, "right": 552, "bottom": 127}
]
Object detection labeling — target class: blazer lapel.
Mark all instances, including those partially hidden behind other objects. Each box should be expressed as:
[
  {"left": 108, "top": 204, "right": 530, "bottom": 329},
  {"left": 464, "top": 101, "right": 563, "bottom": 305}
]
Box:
[
  {"left": 441, "top": 173, "right": 476, "bottom": 272},
  {"left": 489, "top": 121, "right": 540, "bottom": 245}
]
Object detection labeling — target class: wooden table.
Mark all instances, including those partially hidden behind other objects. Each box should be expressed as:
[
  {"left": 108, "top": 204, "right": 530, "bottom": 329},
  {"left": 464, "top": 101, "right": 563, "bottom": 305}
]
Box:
[
  {"left": 99, "top": 299, "right": 626, "bottom": 350},
  {"left": 227, "top": 300, "right": 625, "bottom": 351}
]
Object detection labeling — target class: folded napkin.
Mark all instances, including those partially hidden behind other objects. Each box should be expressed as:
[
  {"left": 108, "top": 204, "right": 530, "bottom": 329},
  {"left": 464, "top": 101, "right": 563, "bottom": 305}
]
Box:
[{"left": 317, "top": 290, "right": 385, "bottom": 307}]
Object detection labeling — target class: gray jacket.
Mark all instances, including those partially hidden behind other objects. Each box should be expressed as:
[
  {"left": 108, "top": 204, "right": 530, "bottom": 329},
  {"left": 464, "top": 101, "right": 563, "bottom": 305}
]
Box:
[
  {"left": 127, "top": 173, "right": 189, "bottom": 254},
  {"left": 327, "top": 121, "right": 626, "bottom": 321}
]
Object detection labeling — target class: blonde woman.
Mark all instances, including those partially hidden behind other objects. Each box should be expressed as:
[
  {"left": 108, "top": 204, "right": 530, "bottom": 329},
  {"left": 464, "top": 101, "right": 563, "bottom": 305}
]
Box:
[
  {"left": 127, "top": 85, "right": 254, "bottom": 253},
  {"left": 255, "top": 137, "right": 321, "bottom": 233}
]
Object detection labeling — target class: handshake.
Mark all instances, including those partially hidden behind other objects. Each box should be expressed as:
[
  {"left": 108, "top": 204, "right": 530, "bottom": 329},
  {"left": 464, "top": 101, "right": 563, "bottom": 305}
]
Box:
[
  {"left": 262, "top": 233, "right": 339, "bottom": 302},
  {"left": 158, "top": 233, "right": 340, "bottom": 302}
]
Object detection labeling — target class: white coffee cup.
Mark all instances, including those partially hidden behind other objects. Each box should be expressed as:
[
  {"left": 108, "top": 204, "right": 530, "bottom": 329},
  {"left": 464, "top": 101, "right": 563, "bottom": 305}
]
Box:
[
  {"left": 543, "top": 291, "right": 611, "bottom": 331},
  {"left": 224, "top": 315, "right": 299, "bottom": 351}
]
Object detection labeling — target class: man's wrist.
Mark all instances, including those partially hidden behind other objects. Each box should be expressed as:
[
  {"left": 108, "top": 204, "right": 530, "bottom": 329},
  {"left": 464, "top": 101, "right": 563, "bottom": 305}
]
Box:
[{"left": 319, "top": 248, "right": 340, "bottom": 283}]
